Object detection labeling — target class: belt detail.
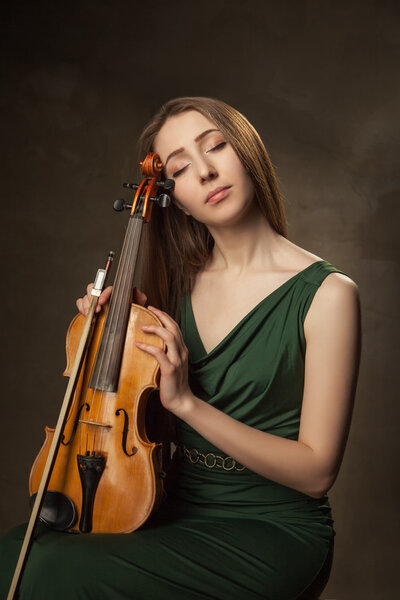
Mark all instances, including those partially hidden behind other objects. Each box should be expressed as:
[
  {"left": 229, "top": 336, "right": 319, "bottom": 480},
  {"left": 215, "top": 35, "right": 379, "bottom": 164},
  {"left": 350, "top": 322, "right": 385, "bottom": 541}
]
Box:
[{"left": 177, "top": 444, "right": 246, "bottom": 471}]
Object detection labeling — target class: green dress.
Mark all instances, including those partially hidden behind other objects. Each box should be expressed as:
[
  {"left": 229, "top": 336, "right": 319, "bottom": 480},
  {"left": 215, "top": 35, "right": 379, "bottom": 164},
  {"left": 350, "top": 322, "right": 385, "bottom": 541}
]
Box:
[{"left": 0, "top": 259, "right": 347, "bottom": 600}]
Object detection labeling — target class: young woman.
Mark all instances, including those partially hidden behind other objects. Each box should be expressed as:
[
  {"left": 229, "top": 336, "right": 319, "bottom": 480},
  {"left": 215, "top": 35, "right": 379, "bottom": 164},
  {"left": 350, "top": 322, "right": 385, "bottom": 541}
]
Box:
[{"left": 0, "top": 97, "right": 361, "bottom": 599}]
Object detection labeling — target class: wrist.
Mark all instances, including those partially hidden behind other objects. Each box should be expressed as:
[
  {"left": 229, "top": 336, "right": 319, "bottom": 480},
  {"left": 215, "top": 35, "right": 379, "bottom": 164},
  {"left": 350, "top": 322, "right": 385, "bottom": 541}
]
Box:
[{"left": 172, "top": 390, "right": 199, "bottom": 421}]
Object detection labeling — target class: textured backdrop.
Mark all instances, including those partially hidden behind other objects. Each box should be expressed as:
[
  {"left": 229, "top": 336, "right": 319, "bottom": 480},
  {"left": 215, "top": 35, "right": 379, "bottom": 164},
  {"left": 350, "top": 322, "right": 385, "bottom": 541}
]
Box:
[{"left": 0, "top": 1, "right": 399, "bottom": 598}]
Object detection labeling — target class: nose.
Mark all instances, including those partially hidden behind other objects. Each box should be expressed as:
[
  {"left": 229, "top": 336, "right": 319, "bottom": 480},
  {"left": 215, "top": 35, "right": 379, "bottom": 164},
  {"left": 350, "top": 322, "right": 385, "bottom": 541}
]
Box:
[{"left": 197, "top": 155, "right": 218, "bottom": 182}]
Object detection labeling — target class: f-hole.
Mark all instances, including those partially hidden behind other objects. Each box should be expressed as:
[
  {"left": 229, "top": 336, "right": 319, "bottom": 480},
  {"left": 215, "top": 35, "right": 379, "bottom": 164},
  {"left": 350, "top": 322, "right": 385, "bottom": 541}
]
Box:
[{"left": 116, "top": 408, "right": 138, "bottom": 457}]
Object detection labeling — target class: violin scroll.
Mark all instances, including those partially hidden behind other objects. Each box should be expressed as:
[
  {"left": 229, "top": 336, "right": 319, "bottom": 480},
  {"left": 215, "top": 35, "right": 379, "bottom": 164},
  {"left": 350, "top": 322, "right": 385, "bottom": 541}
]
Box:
[{"left": 114, "top": 152, "right": 175, "bottom": 220}]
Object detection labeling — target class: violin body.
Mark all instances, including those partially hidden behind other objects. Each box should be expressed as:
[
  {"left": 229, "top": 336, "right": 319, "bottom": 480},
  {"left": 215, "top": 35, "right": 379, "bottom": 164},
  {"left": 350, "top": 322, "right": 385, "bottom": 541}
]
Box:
[{"left": 29, "top": 302, "right": 166, "bottom": 534}]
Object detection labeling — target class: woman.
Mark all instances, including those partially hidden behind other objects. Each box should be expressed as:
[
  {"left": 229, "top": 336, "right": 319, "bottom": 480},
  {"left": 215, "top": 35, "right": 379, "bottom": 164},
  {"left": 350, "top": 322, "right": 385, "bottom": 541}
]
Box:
[{"left": 0, "top": 97, "right": 361, "bottom": 599}]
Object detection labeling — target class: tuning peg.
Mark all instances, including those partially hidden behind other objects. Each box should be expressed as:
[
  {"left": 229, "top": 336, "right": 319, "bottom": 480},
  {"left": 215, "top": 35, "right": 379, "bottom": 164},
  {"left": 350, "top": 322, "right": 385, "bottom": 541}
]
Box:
[
  {"left": 123, "top": 183, "right": 139, "bottom": 190},
  {"left": 157, "top": 193, "right": 171, "bottom": 207},
  {"left": 156, "top": 179, "right": 175, "bottom": 191},
  {"left": 113, "top": 198, "right": 132, "bottom": 212}
]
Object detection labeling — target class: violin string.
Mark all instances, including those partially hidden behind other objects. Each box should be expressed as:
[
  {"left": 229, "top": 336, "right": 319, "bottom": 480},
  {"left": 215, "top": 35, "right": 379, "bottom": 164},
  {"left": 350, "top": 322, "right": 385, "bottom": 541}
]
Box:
[
  {"left": 92, "top": 214, "right": 132, "bottom": 454},
  {"left": 91, "top": 215, "right": 135, "bottom": 452},
  {"left": 102, "top": 215, "right": 142, "bottom": 452},
  {"left": 97, "top": 214, "right": 142, "bottom": 454},
  {"left": 94, "top": 212, "right": 142, "bottom": 454}
]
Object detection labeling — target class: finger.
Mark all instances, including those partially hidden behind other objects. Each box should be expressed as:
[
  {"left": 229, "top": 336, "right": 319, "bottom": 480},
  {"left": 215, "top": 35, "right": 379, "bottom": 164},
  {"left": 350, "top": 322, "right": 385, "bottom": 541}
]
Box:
[
  {"left": 82, "top": 296, "right": 90, "bottom": 317},
  {"left": 76, "top": 296, "right": 89, "bottom": 316},
  {"left": 147, "top": 306, "right": 185, "bottom": 346},
  {"left": 98, "top": 285, "right": 113, "bottom": 305},
  {"left": 90, "top": 285, "right": 112, "bottom": 313},
  {"left": 135, "top": 341, "right": 173, "bottom": 374},
  {"left": 76, "top": 297, "right": 84, "bottom": 315},
  {"left": 133, "top": 287, "right": 148, "bottom": 306},
  {"left": 141, "top": 325, "right": 181, "bottom": 364},
  {"left": 78, "top": 284, "right": 94, "bottom": 315},
  {"left": 146, "top": 306, "right": 180, "bottom": 333}
]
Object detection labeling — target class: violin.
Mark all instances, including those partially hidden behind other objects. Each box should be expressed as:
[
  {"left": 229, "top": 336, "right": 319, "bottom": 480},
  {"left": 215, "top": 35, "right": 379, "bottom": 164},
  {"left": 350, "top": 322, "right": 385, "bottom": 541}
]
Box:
[{"left": 8, "top": 152, "right": 175, "bottom": 598}]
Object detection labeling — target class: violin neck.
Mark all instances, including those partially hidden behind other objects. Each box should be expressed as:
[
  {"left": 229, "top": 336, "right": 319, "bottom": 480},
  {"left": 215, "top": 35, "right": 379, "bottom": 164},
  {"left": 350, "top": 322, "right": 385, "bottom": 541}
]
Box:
[{"left": 89, "top": 214, "right": 144, "bottom": 392}]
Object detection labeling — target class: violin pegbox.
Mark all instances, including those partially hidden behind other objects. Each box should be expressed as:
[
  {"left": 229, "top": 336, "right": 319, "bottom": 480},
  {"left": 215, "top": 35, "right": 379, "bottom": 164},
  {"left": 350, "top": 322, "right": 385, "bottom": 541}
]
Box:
[{"left": 113, "top": 153, "right": 175, "bottom": 221}]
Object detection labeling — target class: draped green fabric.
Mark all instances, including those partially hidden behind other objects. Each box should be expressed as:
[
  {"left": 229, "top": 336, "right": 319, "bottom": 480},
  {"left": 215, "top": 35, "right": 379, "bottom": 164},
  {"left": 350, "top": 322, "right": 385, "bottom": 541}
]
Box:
[{"left": 0, "top": 259, "right": 346, "bottom": 600}]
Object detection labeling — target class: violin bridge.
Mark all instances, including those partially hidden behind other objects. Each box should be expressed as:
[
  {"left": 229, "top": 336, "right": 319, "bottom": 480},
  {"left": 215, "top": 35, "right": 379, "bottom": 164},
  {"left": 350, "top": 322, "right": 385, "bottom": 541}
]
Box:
[{"left": 78, "top": 419, "right": 112, "bottom": 428}]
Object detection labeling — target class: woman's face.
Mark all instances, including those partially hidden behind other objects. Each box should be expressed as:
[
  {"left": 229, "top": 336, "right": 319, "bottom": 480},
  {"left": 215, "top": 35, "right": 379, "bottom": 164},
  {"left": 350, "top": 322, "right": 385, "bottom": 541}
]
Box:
[{"left": 153, "top": 110, "right": 256, "bottom": 227}]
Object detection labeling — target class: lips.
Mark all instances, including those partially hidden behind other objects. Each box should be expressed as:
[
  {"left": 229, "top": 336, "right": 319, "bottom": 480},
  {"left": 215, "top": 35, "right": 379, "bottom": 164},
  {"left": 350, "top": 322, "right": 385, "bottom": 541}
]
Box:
[{"left": 206, "top": 186, "right": 231, "bottom": 203}]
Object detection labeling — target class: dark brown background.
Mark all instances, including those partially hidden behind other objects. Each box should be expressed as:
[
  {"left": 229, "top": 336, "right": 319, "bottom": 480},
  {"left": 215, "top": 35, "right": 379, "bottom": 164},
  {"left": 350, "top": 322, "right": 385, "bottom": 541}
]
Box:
[{"left": 0, "top": 1, "right": 399, "bottom": 598}]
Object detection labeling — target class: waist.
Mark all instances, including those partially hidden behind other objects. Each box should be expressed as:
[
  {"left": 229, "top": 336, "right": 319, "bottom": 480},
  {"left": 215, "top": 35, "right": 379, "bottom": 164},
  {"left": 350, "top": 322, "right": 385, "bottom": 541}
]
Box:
[{"left": 167, "top": 449, "right": 332, "bottom": 516}]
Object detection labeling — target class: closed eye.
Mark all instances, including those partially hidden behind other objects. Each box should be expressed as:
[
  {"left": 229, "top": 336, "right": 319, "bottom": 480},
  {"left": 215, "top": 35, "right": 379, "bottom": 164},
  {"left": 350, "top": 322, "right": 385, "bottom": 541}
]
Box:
[
  {"left": 207, "top": 142, "right": 226, "bottom": 153},
  {"left": 172, "top": 166, "right": 187, "bottom": 178}
]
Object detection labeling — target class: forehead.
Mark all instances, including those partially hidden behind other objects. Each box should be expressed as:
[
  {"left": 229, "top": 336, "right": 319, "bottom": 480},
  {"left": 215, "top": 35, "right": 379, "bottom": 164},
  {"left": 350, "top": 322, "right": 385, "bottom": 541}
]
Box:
[{"left": 154, "top": 110, "right": 219, "bottom": 159}]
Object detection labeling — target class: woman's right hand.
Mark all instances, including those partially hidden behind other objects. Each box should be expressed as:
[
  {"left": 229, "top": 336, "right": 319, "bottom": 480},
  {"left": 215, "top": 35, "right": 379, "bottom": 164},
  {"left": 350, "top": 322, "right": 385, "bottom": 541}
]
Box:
[{"left": 76, "top": 285, "right": 147, "bottom": 316}]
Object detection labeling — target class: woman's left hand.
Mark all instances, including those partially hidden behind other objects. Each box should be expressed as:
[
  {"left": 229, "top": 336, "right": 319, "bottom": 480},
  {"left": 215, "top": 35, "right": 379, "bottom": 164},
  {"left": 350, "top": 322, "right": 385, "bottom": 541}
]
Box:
[{"left": 135, "top": 305, "right": 191, "bottom": 415}]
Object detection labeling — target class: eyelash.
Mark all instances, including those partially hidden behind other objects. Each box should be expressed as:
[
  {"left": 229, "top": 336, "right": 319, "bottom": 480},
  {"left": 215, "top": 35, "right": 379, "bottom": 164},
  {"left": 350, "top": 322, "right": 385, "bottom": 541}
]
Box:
[{"left": 172, "top": 142, "right": 227, "bottom": 178}]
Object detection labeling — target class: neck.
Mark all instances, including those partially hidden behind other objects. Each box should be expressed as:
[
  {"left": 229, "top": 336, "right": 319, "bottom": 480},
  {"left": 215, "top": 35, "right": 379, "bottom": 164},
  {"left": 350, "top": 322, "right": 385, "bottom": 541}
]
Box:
[{"left": 205, "top": 202, "right": 285, "bottom": 276}]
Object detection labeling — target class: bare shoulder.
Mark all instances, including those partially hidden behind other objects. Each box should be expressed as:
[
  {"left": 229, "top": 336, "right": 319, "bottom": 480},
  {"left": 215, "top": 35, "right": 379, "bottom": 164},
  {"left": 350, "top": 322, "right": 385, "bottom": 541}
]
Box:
[
  {"left": 315, "top": 271, "right": 359, "bottom": 299},
  {"left": 304, "top": 271, "right": 361, "bottom": 341},
  {"left": 315, "top": 271, "right": 359, "bottom": 302}
]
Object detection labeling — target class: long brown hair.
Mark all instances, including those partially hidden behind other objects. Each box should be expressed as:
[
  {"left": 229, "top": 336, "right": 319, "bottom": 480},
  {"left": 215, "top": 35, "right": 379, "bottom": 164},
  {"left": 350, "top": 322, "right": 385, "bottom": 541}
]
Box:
[{"left": 136, "top": 97, "right": 288, "bottom": 321}]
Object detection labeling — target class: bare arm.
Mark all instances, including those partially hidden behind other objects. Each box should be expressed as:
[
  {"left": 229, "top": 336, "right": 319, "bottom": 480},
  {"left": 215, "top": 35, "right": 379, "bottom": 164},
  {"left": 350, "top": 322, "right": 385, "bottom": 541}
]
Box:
[{"left": 138, "top": 273, "right": 362, "bottom": 499}]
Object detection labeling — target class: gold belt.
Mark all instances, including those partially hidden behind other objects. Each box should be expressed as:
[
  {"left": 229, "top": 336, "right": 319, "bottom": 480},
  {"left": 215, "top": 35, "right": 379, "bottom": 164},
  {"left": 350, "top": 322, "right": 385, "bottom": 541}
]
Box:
[{"left": 177, "top": 444, "right": 246, "bottom": 472}]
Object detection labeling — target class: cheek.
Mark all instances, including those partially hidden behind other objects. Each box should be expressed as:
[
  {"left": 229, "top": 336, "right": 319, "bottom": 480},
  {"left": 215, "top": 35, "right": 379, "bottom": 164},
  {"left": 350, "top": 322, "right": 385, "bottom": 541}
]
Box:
[
  {"left": 226, "top": 149, "right": 248, "bottom": 178},
  {"left": 172, "top": 177, "right": 199, "bottom": 205},
  {"left": 171, "top": 181, "right": 199, "bottom": 214},
  {"left": 230, "top": 155, "right": 254, "bottom": 193}
]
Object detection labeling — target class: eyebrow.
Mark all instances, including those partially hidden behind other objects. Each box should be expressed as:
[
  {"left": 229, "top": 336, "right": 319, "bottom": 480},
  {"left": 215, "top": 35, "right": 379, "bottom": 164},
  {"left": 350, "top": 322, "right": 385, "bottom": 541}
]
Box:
[{"left": 164, "top": 128, "right": 220, "bottom": 168}]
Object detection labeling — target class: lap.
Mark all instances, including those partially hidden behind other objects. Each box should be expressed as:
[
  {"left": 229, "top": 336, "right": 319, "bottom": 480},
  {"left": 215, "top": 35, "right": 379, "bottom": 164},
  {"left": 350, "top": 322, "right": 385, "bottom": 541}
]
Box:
[{"left": 0, "top": 514, "right": 333, "bottom": 600}]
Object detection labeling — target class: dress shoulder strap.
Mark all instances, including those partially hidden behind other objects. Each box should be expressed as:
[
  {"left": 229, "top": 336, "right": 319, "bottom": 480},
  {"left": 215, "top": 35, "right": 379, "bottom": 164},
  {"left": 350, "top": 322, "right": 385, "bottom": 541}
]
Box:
[
  {"left": 298, "top": 260, "right": 351, "bottom": 335},
  {"left": 300, "top": 259, "right": 349, "bottom": 287}
]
